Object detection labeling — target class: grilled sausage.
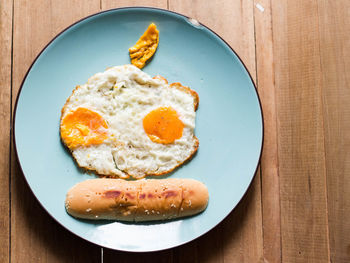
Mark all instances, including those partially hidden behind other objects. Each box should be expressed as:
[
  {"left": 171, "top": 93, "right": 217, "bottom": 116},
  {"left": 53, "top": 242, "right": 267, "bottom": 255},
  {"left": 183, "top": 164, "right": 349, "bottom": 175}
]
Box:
[{"left": 65, "top": 178, "right": 208, "bottom": 221}]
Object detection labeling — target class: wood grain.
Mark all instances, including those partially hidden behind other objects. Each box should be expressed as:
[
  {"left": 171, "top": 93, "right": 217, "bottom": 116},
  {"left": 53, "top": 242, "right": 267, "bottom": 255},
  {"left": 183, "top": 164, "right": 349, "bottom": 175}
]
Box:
[
  {"left": 0, "top": 0, "right": 13, "bottom": 262},
  {"left": 101, "top": 0, "right": 167, "bottom": 10},
  {"left": 11, "top": 1, "right": 101, "bottom": 262},
  {"left": 104, "top": 249, "right": 173, "bottom": 263},
  {"left": 4, "top": 0, "right": 350, "bottom": 261},
  {"left": 317, "top": 0, "right": 350, "bottom": 262},
  {"left": 253, "top": 0, "right": 281, "bottom": 262},
  {"left": 220, "top": 174, "right": 263, "bottom": 263},
  {"left": 271, "top": 0, "right": 330, "bottom": 261}
]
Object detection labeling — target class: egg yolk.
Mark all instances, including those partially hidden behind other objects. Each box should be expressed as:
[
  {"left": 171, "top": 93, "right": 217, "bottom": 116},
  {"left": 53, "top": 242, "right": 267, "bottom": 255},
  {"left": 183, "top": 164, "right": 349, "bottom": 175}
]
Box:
[
  {"left": 129, "top": 23, "right": 159, "bottom": 69},
  {"left": 61, "top": 107, "right": 108, "bottom": 149},
  {"left": 143, "top": 106, "right": 184, "bottom": 144}
]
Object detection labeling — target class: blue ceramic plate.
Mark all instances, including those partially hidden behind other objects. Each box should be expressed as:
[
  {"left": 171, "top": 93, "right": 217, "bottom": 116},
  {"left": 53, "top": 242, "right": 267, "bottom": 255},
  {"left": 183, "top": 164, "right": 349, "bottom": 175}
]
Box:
[{"left": 14, "top": 7, "right": 263, "bottom": 252}]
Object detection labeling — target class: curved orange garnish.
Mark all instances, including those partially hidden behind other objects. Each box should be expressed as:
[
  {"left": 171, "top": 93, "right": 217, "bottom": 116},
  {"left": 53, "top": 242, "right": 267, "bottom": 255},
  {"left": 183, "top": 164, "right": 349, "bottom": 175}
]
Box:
[{"left": 129, "top": 23, "right": 159, "bottom": 69}]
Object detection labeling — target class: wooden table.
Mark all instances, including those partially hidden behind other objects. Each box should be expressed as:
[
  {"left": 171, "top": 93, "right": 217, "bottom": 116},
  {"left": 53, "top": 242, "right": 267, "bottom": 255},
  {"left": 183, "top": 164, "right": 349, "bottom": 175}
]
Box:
[{"left": 1, "top": 0, "right": 349, "bottom": 262}]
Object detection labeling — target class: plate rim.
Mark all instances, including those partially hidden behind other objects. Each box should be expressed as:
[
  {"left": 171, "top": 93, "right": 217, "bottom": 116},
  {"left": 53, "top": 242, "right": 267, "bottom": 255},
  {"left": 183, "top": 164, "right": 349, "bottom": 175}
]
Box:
[{"left": 13, "top": 6, "right": 265, "bottom": 252}]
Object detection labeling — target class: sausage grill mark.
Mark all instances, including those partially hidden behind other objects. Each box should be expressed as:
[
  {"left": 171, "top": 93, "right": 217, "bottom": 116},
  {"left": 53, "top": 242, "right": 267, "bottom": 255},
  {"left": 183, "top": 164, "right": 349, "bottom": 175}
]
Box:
[
  {"left": 103, "top": 188, "right": 179, "bottom": 204},
  {"left": 162, "top": 190, "right": 177, "bottom": 198},
  {"left": 104, "top": 190, "right": 121, "bottom": 198},
  {"left": 126, "top": 193, "right": 135, "bottom": 199},
  {"left": 100, "top": 182, "right": 196, "bottom": 220},
  {"left": 103, "top": 191, "right": 135, "bottom": 200},
  {"left": 139, "top": 191, "right": 177, "bottom": 199}
]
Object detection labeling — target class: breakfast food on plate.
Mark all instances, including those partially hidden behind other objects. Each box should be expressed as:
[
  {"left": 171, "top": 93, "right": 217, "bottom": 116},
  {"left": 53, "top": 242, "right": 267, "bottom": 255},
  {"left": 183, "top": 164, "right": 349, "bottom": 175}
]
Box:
[
  {"left": 65, "top": 178, "right": 209, "bottom": 221},
  {"left": 62, "top": 24, "right": 206, "bottom": 224},
  {"left": 60, "top": 64, "right": 199, "bottom": 179},
  {"left": 129, "top": 23, "right": 159, "bottom": 69}
]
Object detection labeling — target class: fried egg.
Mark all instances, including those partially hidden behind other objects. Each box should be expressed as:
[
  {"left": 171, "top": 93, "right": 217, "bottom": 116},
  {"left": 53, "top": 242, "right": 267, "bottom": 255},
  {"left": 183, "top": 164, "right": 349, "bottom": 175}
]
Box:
[{"left": 60, "top": 64, "right": 199, "bottom": 179}]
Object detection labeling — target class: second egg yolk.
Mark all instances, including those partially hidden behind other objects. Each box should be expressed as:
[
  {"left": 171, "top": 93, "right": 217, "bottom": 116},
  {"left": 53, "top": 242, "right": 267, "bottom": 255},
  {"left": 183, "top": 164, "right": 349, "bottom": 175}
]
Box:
[
  {"left": 60, "top": 107, "right": 108, "bottom": 149},
  {"left": 143, "top": 106, "right": 184, "bottom": 144}
]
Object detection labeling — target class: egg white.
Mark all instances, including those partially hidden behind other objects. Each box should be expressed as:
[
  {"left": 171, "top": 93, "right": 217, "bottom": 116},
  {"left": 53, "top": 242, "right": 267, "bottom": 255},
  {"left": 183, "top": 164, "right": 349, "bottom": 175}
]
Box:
[{"left": 61, "top": 64, "right": 198, "bottom": 179}]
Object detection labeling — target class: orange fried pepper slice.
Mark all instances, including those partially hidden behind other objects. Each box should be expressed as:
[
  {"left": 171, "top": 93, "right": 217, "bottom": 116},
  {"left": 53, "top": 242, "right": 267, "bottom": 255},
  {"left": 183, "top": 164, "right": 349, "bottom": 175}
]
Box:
[{"left": 129, "top": 23, "right": 159, "bottom": 69}]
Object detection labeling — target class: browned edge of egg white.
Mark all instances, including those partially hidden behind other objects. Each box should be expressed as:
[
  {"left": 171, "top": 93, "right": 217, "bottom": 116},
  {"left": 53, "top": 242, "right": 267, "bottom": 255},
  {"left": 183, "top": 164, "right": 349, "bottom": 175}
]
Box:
[{"left": 59, "top": 73, "right": 199, "bottom": 179}]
